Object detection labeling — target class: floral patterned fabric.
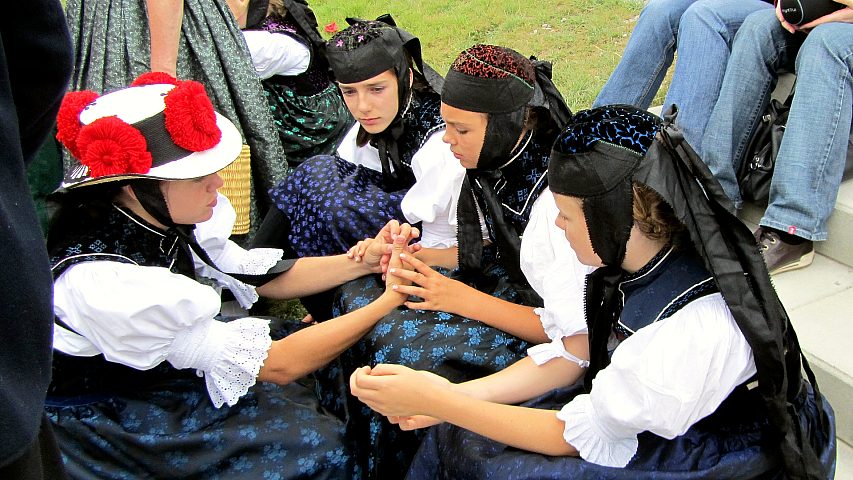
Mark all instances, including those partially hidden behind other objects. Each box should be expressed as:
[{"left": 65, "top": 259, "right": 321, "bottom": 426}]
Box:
[{"left": 316, "top": 259, "right": 531, "bottom": 479}]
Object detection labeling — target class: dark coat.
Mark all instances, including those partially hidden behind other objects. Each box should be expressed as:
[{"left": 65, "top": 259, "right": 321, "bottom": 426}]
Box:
[{"left": 0, "top": 0, "right": 72, "bottom": 467}]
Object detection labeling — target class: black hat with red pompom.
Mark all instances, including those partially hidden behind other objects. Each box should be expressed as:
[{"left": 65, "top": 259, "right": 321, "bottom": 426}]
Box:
[{"left": 55, "top": 72, "right": 242, "bottom": 190}]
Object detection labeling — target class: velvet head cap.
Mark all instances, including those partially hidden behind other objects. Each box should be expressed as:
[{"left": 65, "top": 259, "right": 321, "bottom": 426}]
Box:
[
  {"left": 441, "top": 44, "right": 536, "bottom": 114},
  {"left": 548, "top": 105, "right": 661, "bottom": 267},
  {"left": 326, "top": 17, "right": 422, "bottom": 85}
]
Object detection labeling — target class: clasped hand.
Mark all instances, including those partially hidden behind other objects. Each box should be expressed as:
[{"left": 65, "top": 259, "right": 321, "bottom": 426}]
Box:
[{"left": 347, "top": 220, "right": 422, "bottom": 276}]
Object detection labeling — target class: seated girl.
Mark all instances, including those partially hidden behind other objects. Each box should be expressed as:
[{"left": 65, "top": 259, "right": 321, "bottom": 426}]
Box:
[
  {"left": 235, "top": 0, "right": 353, "bottom": 166},
  {"left": 45, "top": 77, "right": 414, "bottom": 479},
  {"left": 256, "top": 16, "right": 455, "bottom": 259},
  {"left": 323, "top": 44, "right": 573, "bottom": 478},
  {"left": 351, "top": 105, "right": 836, "bottom": 479}
]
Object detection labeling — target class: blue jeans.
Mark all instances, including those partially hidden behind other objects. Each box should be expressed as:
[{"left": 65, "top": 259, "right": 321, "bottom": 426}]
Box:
[
  {"left": 594, "top": 0, "right": 771, "bottom": 155},
  {"left": 701, "top": 9, "right": 853, "bottom": 241}
]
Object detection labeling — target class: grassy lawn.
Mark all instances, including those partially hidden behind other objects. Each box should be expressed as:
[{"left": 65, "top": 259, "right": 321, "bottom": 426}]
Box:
[{"left": 312, "top": 0, "right": 661, "bottom": 109}]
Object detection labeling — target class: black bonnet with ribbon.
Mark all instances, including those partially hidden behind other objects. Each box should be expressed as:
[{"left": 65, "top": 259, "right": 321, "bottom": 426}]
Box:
[
  {"left": 326, "top": 16, "right": 443, "bottom": 190},
  {"left": 548, "top": 105, "right": 829, "bottom": 479},
  {"left": 444, "top": 44, "right": 571, "bottom": 299}
]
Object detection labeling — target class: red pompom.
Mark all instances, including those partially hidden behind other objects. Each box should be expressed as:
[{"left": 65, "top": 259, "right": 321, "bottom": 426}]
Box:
[
  {"left": 76, "top": 116, "right": 153, "bottom": 178},
  {"left": 163, "top": 80, "right": 221, "bottom": 151},
  {"left": 131, "top": 71, "right": 179, "bottom": 87},
  {"left": 55, "top": 90, "right": 100, "bottom": 159}
]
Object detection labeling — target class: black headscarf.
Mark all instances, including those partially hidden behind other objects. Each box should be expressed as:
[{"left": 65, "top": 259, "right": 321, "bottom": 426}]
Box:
[
  {"left": 548, "top": 105, "right": 829, "bottom": 480},
  {"left": 326, "top": 15, "right": 442, "bottom": 190},
  {"left": 443, "top": 45, "right": 571, "bottom": 293}
]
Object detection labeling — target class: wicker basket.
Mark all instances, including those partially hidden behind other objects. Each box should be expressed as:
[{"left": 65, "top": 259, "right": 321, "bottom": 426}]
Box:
[{"left": 217, "top": 144, "right": 252, "bottom": 235}]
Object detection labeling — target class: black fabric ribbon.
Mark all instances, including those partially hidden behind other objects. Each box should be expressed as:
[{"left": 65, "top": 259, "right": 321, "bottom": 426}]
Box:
[
  {"left": 582, "top": 266, "right": 623, "bottom": 392},
  {"left": 530, "top": 59, "right": 572, "bottom": 131},
  {"left": 130, "top": 181, "right": 295, "bottom": 287}
]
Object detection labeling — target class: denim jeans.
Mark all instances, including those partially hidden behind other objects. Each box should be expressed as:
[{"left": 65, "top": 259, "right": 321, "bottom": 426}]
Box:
[
  {"left": 701, "top": 9, "right": 853, "bottom": 241},
  {"left": 594, "top": 0, "right": 771, "bottom": 155}
]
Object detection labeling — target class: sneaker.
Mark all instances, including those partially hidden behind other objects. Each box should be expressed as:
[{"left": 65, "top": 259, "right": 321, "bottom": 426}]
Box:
[{"left": 754, "top": 227, "right": 815, "bottom": 275}]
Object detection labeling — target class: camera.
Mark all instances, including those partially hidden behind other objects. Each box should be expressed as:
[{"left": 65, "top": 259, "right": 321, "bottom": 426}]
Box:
[{"left": 779, "top": 0, "right": 844, "bottom": 25}]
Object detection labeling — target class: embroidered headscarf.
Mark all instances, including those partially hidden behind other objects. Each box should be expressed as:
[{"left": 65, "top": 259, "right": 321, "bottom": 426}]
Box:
[
  {"left": 326, "top": 15, "right": 442, "bottom": 190},
  {"left": 445, "top": 45, "right": 571, "bottom": 296},
  {"left": 548, "top": 105, "right": 830, "bottom": 479}
]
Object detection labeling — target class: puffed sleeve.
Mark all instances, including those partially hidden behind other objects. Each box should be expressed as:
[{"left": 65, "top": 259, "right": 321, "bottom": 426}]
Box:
[
  {"left": 555, "top": 294, "right": 757, "bottom": 467},
  {"left": 193, "top": 193, "right": 284, "bottom": 308},
  {"left": 520, "top": 192, "right": 591, "bottom": 359},
  {"left": 241, "top": 30, "right": 311, "bottom": 79},
  {"left": 401, "top": 131, "right": 470, "bottom": 248},
  {"left": 53, "top": 261, "right": 272, "bottom": 408}
]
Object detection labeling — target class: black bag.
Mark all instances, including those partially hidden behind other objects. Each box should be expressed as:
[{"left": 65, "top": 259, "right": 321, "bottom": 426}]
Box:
[{"left": 738, "top": 97, "right": 791, "bottom": 204}]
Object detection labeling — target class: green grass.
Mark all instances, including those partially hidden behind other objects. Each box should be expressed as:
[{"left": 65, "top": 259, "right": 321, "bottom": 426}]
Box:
[{"left": 311, "top": 0, "right": 667, "bottom": 109}]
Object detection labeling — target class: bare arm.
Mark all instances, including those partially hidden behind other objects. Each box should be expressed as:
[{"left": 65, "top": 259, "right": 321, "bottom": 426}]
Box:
[
  {"left": 146, "top": 0, "right": 183, "bottom": 75},
  {"left": 255, "top": 253, "right": 375, "bottom": 299},
  {"left": 391, "top": 253, "right": 549, "bottom": 343},
  {"left": 258, "top": 234, "right": 411, "bottom": 383},
  {"left": 257, "top": 221, "right": 420, "bottom": 299},
  {"left": 257, "top": 292, "right": 403, "bottom": 384},
  {"left": 350, "top": 347, "right": 588, "bottom": 457}
]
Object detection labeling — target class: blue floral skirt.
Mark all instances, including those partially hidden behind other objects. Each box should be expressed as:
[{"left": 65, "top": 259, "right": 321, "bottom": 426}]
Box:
[
  {"left": 45, "top": 379, "right": 356, "bottom": 480},
  {"left": 406, "top": 382, "right": 837, "bottom": 479},
  {"left": 317, "top": 264, "right": 533, "bottom": 479},
  {"left": 269, "top": 155, "right": 408, "bottom": 258}
]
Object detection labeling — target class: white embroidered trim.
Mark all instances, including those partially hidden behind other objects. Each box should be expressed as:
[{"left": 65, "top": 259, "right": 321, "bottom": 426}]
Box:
[{"left": 170, "top": 318, "right": 272, "bottom": 408}]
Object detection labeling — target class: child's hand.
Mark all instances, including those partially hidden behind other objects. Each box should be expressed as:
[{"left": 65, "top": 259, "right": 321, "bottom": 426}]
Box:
[
  {"left": 349, "top": 364, "right": 451, "bottom": 418},
  {"left": 388, "top": 414, "right": 443, "bottom": 431},
  {"left": 388, "top": 253, "right": 467, "bottom": 313}
]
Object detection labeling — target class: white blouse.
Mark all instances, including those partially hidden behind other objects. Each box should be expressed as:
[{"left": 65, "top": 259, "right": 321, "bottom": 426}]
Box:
[
  {"left": 518, "top": 193, "right": 757, "bottom": 467},
  {"left": 336, "top": 123, "right": 488, "bottom": 248},
  {"left": 52, "top": 194, "right": 284, "bottom": 408},
  {"left": 242, "top": 29, "right": 311, "bottom": 80}
]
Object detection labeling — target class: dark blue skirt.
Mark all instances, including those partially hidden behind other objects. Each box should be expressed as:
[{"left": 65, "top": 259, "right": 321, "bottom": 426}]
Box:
[
  {"left": 317, "top": 264, "right": 533, "bottom": 479},
  {"left": 269, "top": 154, "right": 408, "bottom": 258},
  {"left": 406, "top": 381, "right": 837, "bottom": 479}
]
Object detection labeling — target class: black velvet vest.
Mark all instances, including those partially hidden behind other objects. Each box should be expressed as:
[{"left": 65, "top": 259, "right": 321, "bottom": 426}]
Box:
[{"left": 46, "top": 205, "right": 199, "bottom": 403}]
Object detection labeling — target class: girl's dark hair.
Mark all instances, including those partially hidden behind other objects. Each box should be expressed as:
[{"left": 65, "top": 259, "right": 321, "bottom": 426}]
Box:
[{"left": 45, "top": 180, "right": 157, "bottom": 252}]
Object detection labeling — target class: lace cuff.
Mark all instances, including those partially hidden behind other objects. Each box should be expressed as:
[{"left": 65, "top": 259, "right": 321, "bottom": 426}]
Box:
[
  {"left": 201, "top": 246, "right": 284, "bottom": 309},
  {"left": 527, "top": 336, "right": 589, "bottom": 368},
  {"left": 557, "top": 394, "right": 638, "bottom": 468},
  {"left": 168, "top": 317, "right": 272, "bottom": 408}
]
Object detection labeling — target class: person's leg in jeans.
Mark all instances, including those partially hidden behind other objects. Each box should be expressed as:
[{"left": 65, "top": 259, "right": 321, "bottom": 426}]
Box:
[
  {"left": 593, "top": 0, "right": 698, "bottom": 108},
  {"left": 761, "top": 22, "right": 853, "bottom": 245},
  {"left": 663, "top": 0, "right": 772, "bottom": 155},
  {"left": 701, "top": 8, "right": 798, "bottom": 209}
]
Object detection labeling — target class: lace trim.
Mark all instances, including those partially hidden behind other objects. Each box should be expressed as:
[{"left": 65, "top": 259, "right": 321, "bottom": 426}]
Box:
[{"left": 202, "top": 318, "right": 272, "bottom": 408}]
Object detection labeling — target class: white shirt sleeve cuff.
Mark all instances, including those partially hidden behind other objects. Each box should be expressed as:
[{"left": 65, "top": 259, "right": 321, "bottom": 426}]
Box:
[
  {"left": 526, "top": 336, "right": 589, "bottom": 368},
  {"left": 557, "top": 394, "right": 638, "bottom": 468},
  {"left": 168, "top": 317, "right": 272, "bottom": 408}
]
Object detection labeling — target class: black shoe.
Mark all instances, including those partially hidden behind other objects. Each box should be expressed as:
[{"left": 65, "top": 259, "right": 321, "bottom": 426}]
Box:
[{"left": 754, "top": 227, "right": 814, "bottom": 275}]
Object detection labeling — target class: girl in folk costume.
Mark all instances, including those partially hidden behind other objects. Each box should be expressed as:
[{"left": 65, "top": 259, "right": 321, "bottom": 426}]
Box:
[
  {"left": 351, "top": 106, "right": 836, "bottom": 479},
  {"left": 256, "top": 16, "right": 455, "bottom": 259},
  {"left": 236, "top": 0, "right": 353, "bottom": 166},
  {"left": 318, "top": 44, "right": 572, "bottom": 479},
  {"left": 45, "top": 76, "right": 414, "bottom": 479}
]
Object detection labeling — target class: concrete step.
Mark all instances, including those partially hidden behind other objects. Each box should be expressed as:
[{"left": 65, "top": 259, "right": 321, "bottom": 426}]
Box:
[
  {"left": 769, "top": 252, "right": 853, "bottom": 451},
  {"left": 838, "top": 440, "right": 852, "bottom": 479}
]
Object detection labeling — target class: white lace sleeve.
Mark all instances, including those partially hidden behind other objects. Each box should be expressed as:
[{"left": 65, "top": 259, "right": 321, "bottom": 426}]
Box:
[
  {"left": 555, "top": 294, "right": 756, "bottom": 467},
  {"left": 168, "top": 317, "right": 272, "bottom": 407},
  {"left": 193, "top": 193, "right": 284, "bottom": 309}
]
